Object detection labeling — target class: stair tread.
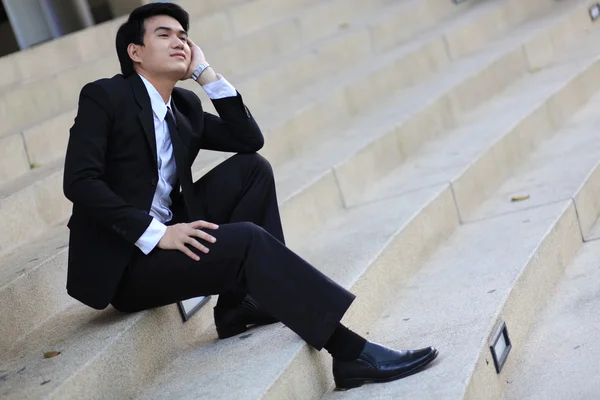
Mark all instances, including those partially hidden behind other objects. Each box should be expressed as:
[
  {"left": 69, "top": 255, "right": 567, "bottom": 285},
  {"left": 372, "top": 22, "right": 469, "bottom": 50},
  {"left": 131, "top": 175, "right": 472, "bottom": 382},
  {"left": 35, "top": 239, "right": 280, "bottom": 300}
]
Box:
[
  {"left": 0, "top": 304, "right": 140, "bottom": 400},
  {"left": 502, "top": 226, "right": 600, "bottom": 400},
  {"left": 287, "top": 10, "right": 596, "bottom": 209},
  {"left": 0, "top": 159, "right": 63, "bottom": 201},
  {"left": 324, "top": 200, "right": 571, "bottom": 400},
  {"left": 325, "top": 76, "right": 600, "bottom": 400},
  {"left": 471, "top": 92, "right": 600, "bottom": 221},
  {"left": 0, "top": 224, "right": 67, "bottom": 290},
  {"left": 355, "top": 54, "right": 597, "bottom": 208},
  {"left": 255, "top": 0, "right": 576, "bottom": 142}
]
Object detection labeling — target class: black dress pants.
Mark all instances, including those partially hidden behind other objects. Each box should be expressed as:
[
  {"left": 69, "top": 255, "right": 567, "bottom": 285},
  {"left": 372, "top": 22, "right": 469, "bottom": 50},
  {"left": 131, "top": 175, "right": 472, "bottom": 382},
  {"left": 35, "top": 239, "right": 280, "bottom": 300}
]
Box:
[{"left": 111, "top": 154, "right": 355, "bottom": 349}]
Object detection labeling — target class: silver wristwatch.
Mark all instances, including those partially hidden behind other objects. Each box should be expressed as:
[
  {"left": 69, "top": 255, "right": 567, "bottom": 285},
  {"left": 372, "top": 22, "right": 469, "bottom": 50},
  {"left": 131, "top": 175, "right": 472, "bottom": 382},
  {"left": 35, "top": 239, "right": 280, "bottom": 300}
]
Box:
[{"left": 191, "top": 62, "right": 211, "bottom": 81}]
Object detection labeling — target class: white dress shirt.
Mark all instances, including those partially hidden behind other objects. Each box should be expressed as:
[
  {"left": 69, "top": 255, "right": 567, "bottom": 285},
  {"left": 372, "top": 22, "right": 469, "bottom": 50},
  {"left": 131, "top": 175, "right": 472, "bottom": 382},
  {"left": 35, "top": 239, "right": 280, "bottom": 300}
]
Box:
[{"left": 135, "top": 73, "right": 237, "bottom": 254}]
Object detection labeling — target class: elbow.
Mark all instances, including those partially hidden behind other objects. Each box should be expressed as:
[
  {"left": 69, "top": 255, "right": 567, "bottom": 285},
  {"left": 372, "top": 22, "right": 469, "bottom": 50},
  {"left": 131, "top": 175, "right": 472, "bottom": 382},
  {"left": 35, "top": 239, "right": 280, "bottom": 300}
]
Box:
[
  {"left": 63, "top": 173, "right": 86, "bottom": 203},
  {"left": 250, "top": 123, "right": 264, "bottom": 151},
  {"left": 253, "top": 133, "right": 265, "bottom": 152},
  {"left": 63, "top": 178, "right": 76, "bottom": 203}
]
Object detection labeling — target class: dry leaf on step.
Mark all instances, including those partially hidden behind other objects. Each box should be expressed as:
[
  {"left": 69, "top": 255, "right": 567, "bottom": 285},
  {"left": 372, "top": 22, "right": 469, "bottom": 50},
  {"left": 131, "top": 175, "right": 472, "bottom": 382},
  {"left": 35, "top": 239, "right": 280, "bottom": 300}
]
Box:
[
  {"left": 511, "top": 194, "right": 530, "bottom": 202},
  {"left": 43, "top": 351, "right": 61, "bottom": 359}
]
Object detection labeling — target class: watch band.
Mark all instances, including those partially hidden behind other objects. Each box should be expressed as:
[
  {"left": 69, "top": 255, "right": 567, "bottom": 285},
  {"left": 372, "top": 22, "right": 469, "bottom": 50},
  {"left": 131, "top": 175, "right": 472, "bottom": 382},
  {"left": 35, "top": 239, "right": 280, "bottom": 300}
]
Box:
[{"left": 191, "top": 62, "right": 210, "bottom": 81}]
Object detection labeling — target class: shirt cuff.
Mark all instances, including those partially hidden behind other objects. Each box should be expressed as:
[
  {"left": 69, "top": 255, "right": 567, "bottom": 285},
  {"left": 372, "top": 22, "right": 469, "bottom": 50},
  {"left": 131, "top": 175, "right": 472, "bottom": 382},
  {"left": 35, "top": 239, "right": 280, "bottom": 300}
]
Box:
[
  {"left": 202, "top": 74, "right": 237, "bottom": 99},
  {"left": 135, "top": 218, "right": 167, "bottom": 255}
]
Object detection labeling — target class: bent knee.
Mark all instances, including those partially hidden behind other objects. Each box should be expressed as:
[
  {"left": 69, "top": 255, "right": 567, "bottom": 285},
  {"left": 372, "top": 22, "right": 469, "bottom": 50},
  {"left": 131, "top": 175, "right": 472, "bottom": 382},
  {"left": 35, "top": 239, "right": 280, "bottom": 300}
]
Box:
[
  {"left": 232, "top": 153, "right": 273, "bottom": 175},
  {"left": 233, "top": 221, "right": 266, "bottom": 236}
]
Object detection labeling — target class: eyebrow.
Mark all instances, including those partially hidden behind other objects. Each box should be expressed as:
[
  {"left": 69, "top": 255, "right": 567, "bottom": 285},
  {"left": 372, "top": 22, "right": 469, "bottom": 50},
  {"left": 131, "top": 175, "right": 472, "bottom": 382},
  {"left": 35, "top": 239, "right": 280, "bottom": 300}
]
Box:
[{"left": 154, "top": 26, "right": 188, "bottom": 36}]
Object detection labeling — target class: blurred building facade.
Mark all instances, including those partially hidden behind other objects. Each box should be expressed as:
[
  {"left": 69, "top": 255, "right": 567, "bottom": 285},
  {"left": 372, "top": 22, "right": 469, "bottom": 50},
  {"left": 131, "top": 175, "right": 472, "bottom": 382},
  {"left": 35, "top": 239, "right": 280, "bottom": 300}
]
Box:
[{"left": 0, "top": 0, "right": 149, "bottom": 58}]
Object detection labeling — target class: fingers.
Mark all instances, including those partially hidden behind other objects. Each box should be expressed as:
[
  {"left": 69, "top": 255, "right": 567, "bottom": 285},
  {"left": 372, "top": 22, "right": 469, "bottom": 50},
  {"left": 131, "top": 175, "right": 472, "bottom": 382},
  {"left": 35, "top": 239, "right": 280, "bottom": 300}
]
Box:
[
  {"left": 187, "top": 38, "right": 201, "bottom": 51},
  {"left": 169, "top": 221, "right": 219, "bottom": 260},
  {"left": 184, "top": 235, "right": 210, "bottom": 254},
  {"left": 189, "top": 220, "right": 219, "bottom": 231},
  {"left": 178, "top": 243, "right": 200, "bottom": 261},
  {"left": 190, "top": 228, "right": 216, "bottom": 244}
]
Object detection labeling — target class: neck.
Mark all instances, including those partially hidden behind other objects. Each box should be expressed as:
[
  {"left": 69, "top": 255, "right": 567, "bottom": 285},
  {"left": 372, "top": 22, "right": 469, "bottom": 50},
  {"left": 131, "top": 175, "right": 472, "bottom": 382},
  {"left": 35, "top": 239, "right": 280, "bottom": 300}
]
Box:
[{"left": 136, "top": 70, "right": 176, "bottom": 104}]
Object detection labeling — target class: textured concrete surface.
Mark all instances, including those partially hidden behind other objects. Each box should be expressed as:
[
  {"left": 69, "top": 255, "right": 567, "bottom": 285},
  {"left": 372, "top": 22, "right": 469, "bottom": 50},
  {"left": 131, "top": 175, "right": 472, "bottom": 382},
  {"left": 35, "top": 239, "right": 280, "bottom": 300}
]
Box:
[
  {"left": 349, "top": 56, "right": 600, "bottom": 213},
  {"left": 469, "top": 91, "right": 600, "bottom": 223},
  {"left": 0, "top": 296, "right": 219, "bottom": 400},
  {"left": 502, "top": 234, "right": 600, "bottom": 400},
  {"left": 323, "top": 201, "right": 579, "bottom": 400}
]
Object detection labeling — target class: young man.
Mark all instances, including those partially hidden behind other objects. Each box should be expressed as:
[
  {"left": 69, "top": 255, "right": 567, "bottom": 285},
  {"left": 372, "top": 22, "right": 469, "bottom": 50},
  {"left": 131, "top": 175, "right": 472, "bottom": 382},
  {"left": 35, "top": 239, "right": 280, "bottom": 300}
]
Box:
[{"left": 63, "top": 3, "right": 438, "bottom": 390}]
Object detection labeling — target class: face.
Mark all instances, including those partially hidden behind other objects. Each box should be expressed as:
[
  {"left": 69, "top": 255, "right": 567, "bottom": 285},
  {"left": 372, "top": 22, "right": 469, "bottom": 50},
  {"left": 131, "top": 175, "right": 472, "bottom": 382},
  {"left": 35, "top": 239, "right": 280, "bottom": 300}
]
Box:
[{"left": 128, "top": 15, "right": 191, "bottom": 79}]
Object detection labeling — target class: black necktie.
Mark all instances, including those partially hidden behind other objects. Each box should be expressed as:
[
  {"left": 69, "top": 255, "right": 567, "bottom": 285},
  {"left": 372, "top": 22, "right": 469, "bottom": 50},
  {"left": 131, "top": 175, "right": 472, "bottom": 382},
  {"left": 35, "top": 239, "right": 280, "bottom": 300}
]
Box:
[{"left": 165, "top": 107, "right": 198, "bottom": 220}]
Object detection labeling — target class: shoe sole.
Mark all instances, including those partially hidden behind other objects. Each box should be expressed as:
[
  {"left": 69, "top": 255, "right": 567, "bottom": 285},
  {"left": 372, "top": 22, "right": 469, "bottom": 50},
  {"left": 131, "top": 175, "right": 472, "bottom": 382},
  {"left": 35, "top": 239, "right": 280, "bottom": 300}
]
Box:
[{"left": 334, "top": 349, "right": 440, "bottom": 391}]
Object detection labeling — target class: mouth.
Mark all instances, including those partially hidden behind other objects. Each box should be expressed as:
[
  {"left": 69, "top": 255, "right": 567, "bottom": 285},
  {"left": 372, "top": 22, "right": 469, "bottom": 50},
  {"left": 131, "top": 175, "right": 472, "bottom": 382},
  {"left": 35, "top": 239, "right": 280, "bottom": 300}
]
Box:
[{"left": 171, "top": 53, "right": 186, "bottom": 59}]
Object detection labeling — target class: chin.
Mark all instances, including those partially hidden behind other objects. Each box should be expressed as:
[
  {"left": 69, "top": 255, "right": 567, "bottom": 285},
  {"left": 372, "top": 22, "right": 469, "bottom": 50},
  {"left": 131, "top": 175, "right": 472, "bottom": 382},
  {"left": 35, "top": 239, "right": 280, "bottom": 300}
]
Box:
[{"left": 163, "top": 67, "right": 187, "bottom": 80}]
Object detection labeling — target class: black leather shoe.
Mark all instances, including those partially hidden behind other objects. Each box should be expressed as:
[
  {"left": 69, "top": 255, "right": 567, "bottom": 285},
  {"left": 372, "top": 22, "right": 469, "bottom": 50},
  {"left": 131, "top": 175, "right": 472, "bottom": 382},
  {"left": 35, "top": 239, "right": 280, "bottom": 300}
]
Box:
[
  {"left": 214, "top": 296, "right": 278, "bottom": 339},
  {"left": 333, "top": 341, "right": 438, "bottom": 390}
]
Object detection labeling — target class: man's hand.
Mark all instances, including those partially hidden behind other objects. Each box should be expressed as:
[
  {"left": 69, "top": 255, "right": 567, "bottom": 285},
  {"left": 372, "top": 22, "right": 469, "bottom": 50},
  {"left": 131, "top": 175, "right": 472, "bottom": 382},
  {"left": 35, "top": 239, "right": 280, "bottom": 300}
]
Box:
[
  {"left": 158, "top": 220, "right": 219, "bottom": 261},
  {"left": 182, "top": 38, "right": 207, "bottom": 80},
  {"left": 182, "top": 38, "right": 219, "bottom": 85}
]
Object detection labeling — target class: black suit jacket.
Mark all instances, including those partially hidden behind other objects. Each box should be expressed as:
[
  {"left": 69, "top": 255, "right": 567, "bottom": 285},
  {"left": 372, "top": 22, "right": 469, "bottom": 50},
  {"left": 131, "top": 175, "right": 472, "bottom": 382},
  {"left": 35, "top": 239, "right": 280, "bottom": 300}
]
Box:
[{"left": 63, "top": 73, "right": 263, "bottom": 310}]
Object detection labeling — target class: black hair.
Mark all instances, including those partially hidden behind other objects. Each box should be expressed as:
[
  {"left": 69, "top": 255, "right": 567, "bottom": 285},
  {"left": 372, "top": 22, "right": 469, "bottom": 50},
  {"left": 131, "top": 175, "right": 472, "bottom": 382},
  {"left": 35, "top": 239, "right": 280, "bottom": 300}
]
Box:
[{"left": 115, "top": 3, "right": 190, "bottom": 77}]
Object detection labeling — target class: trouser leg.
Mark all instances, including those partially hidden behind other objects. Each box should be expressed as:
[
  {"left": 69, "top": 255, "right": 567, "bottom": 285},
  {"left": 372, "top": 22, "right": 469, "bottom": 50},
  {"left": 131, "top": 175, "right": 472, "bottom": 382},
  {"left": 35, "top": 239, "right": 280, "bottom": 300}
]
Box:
[
  {"left": 111, "top": 221, "right": 354, "bottom": 349},
  {"left": 190, "top": 153, "right": 285, "bottom": 308}
]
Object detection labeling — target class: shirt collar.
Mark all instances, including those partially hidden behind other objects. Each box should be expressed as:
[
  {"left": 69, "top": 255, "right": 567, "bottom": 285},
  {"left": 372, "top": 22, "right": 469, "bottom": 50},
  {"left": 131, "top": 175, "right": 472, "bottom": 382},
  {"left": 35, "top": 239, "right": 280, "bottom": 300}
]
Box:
[{"left": 138, "top": 73, "right": 172, "bottom": 122}]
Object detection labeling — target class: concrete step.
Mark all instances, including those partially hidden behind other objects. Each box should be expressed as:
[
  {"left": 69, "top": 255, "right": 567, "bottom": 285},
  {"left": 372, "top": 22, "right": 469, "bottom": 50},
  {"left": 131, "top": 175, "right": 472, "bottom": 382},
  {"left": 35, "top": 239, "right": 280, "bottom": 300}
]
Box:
[
  {"left": 0, "top": 0, "right": 493, "bottom": 256},
  {"left": 242, "top": 0, "right": 569, "bottom": 168},
  {"left": 0, "top": 0, "right": 332, "bottom": 92},
  {"left": 0, "top": 0, "right": 587, "bottom": 353},
  {"left": 0, "top": 0, "right": 409, "bottom": 185},
  {"left": 322, "top": 77, "right": 600, "bottom": 400},
  {"left": 324, "top": 118, "right": 600, "bottom": 399},
  {"left": 351, "top": 56, "right": 600, "bottom": 218},
  {"left": 0, "top": 293, "right": 218, "bottom": 400},
  {"left": 0, "top": 0, "right": 246, "bottom": 91},
  {"left": 0, "top": 0, "right": 381, "bottom": 139},
  {"left": 501, "top": 220, "right": 600, "bottom": 400}
]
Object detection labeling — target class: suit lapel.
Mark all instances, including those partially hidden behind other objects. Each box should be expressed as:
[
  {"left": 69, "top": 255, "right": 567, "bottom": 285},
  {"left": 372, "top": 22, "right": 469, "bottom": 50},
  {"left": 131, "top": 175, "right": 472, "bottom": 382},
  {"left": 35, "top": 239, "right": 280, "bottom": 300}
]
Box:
[{"left": 129, "top": 74, "right": 158, "bottom": 170}]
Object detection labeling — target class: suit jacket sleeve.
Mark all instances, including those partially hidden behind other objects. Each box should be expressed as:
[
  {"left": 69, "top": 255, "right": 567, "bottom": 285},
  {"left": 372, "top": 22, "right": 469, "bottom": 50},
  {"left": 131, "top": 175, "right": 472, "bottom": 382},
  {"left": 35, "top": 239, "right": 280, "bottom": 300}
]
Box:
[
  {"left": 63, "top": 82, "right": 152, "bottom": 244},
  {"left": 199, "top": 92, "right": 265, "bottom": 153}
]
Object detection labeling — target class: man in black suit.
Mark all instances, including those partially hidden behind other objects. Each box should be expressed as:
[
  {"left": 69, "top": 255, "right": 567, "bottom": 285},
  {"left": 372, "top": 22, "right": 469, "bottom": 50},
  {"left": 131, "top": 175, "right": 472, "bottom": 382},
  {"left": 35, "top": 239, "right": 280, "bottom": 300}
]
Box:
[{"left": 63, "top": 3, "right": 438, "bottom": 390}]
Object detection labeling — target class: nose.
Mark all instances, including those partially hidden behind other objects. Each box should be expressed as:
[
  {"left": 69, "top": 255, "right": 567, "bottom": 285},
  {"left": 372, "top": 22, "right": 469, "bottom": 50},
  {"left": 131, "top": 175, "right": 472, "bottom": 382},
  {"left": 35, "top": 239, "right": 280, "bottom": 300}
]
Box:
[{"left": 172, "top": 38, "right": 184, "bottom": 49}]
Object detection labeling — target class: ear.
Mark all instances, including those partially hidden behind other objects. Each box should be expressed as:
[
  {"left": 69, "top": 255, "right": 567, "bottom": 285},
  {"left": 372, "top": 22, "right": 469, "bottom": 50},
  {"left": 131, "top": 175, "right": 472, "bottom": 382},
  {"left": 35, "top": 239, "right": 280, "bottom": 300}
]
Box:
[{"left": 127, "top": 43, "right": 143, "bottom": 64}]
